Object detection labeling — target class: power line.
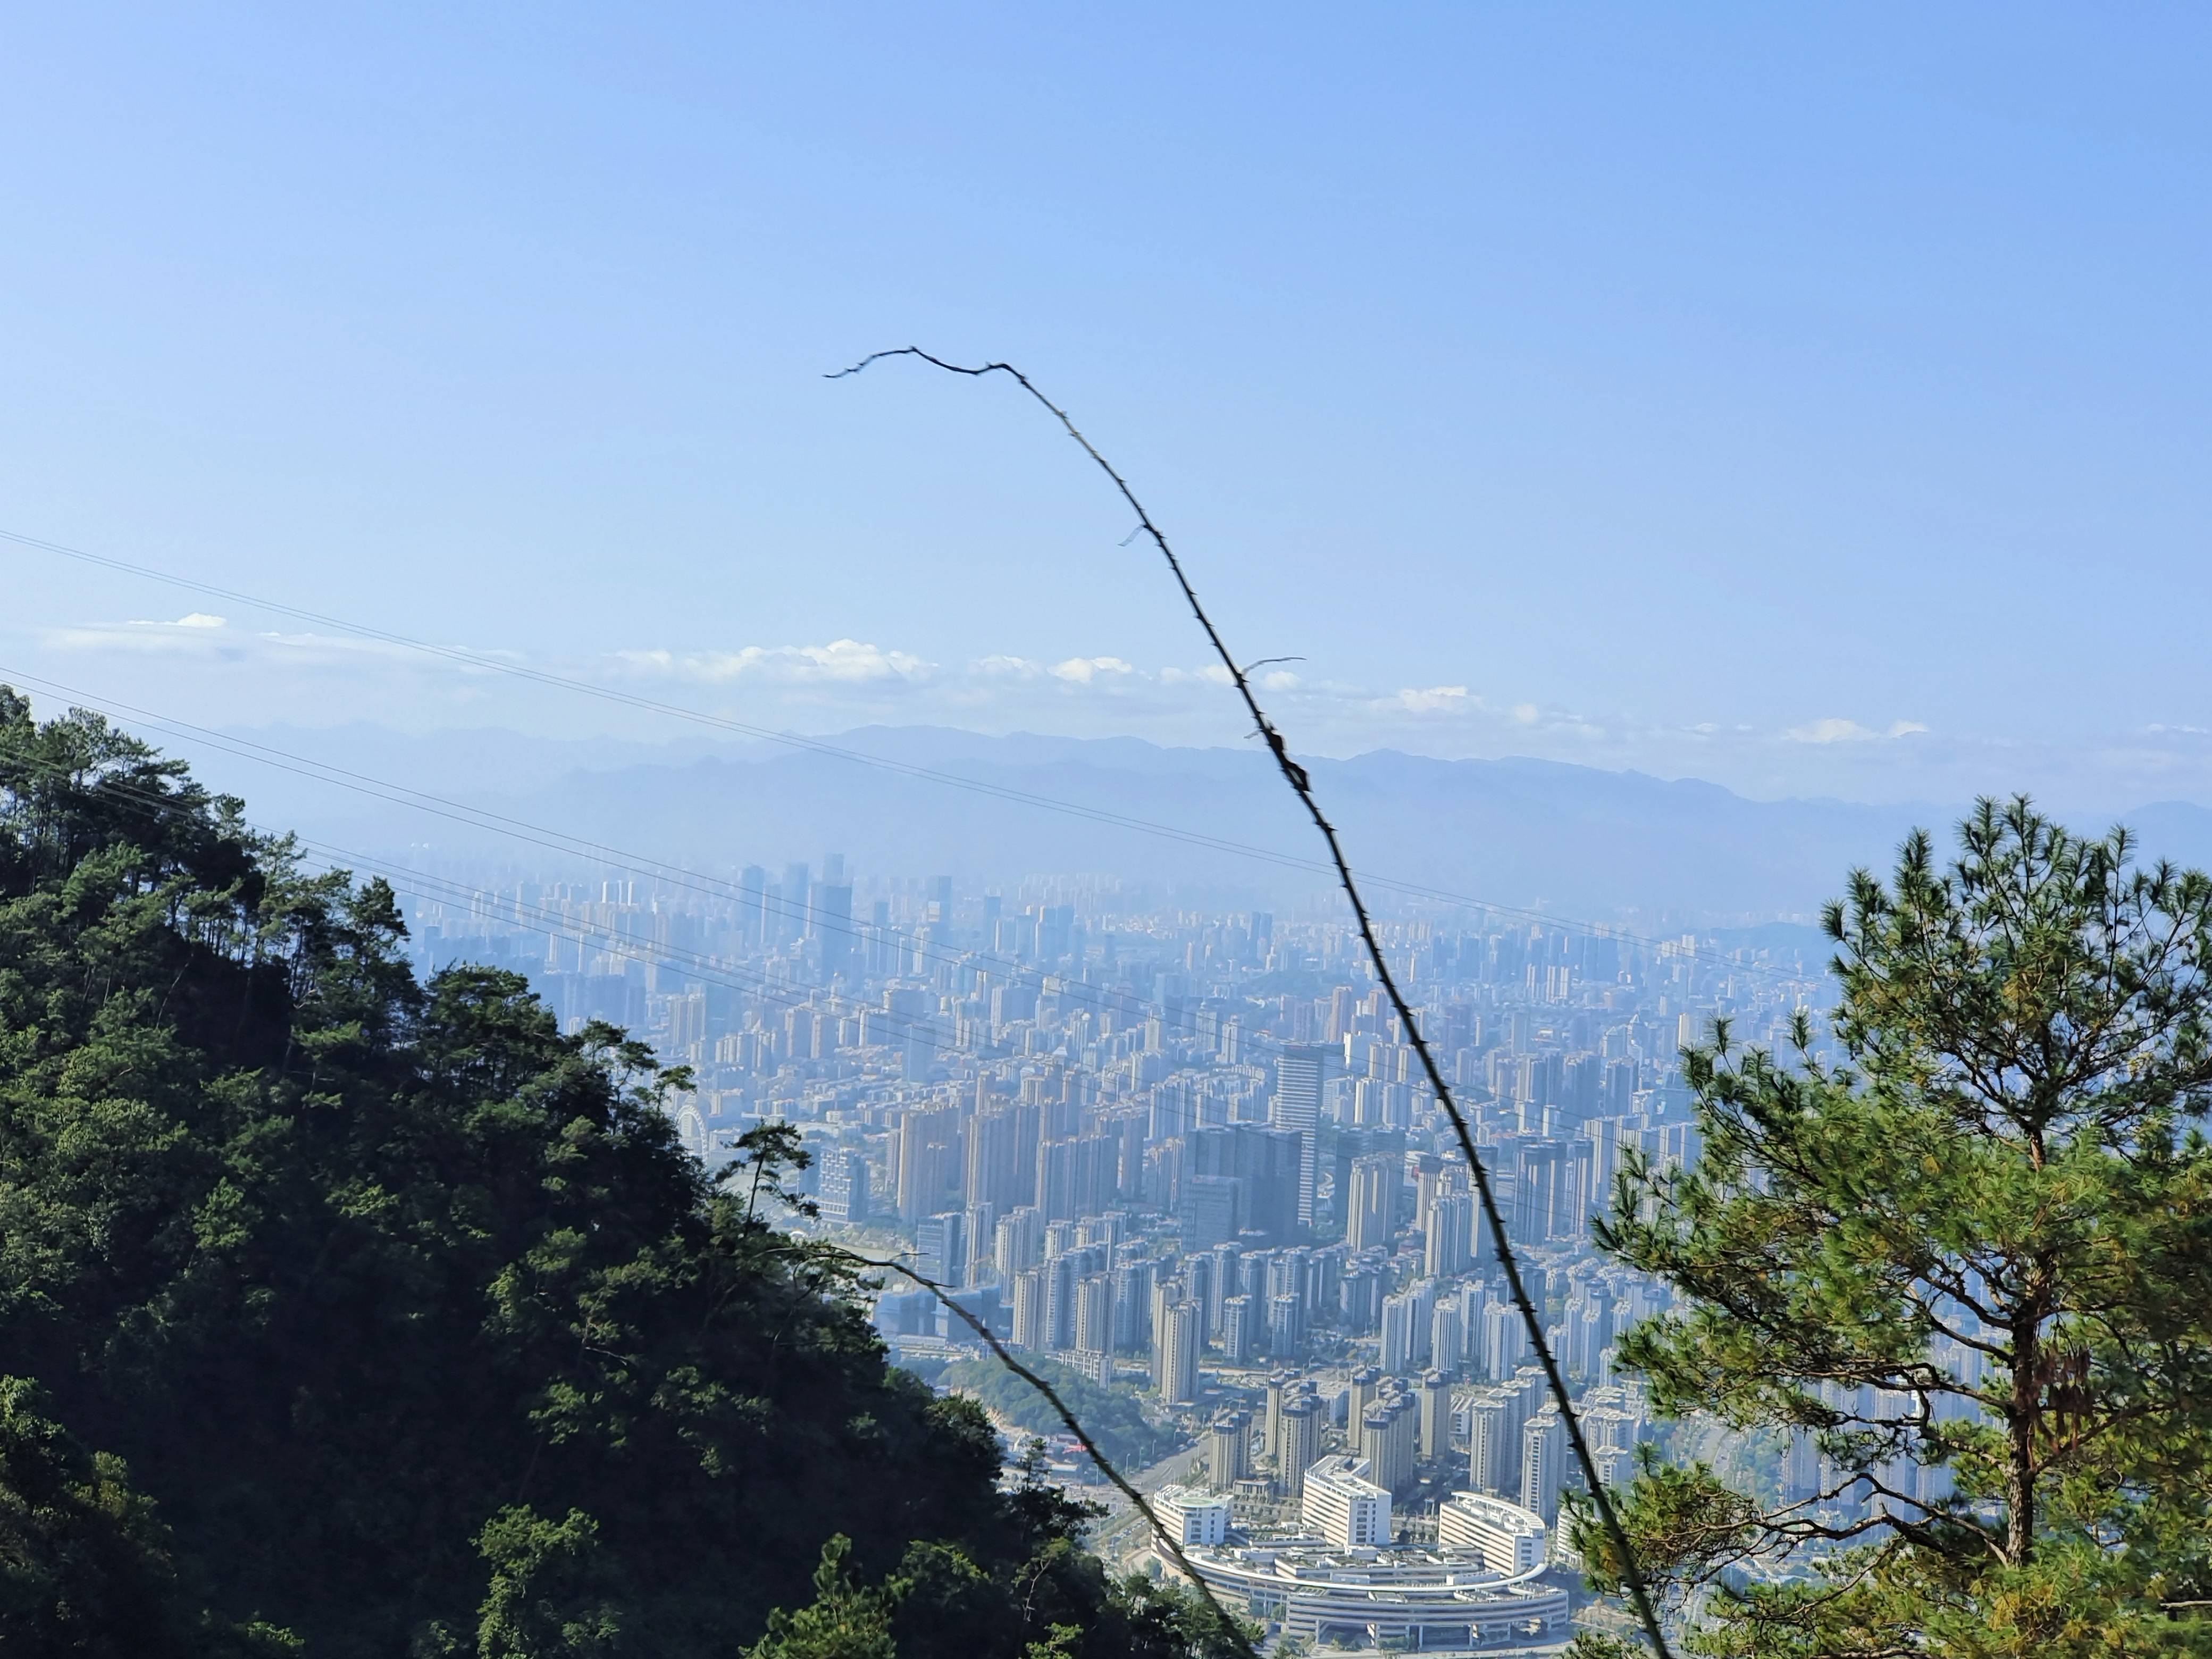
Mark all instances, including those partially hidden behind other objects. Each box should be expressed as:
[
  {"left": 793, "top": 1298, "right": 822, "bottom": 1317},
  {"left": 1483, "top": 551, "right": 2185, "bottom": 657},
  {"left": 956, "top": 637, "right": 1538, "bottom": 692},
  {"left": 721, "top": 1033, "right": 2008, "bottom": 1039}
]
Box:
[
  {"left": 3, "top": 727, "right": 1689, "bottom": 1160},
  {"left": 834, "top": 348, "right": 1676, "bottom": 1657},
  {"left": 0, "top": 726, "right": 1258, "bottom": 1649},
  {"left": 0, "top": 668, "right": 1821, "bottom": 1108},
  {"left": 0, "top": 667, "right": 1334, "bottom": 1062},
  {"left": 4, "top": 524, "right": 1825, "bottom": 987}
]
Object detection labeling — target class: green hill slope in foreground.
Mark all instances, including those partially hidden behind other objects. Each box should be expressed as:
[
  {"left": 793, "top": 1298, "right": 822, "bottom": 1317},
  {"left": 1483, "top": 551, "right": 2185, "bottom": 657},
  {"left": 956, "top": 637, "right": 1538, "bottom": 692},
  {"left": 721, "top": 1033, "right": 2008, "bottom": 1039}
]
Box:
[{"left": 0, "top": 691, "right": 1230, "bottom": 1659}]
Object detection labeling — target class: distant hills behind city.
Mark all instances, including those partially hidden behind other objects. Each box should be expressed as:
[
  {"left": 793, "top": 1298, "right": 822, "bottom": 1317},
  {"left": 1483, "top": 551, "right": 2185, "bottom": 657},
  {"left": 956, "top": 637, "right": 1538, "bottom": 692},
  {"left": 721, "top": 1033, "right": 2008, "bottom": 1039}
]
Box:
[{"left": 205, "top": 723, "right": 2212, "bottom": 928}]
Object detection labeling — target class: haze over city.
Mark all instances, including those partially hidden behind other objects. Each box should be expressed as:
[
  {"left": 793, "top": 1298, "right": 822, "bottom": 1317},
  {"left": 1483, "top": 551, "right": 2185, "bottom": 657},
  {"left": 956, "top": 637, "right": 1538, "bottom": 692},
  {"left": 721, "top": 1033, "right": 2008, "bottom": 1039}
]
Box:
[{"left": 5, "top": 9, "right": 2211, "bottom": 1658}]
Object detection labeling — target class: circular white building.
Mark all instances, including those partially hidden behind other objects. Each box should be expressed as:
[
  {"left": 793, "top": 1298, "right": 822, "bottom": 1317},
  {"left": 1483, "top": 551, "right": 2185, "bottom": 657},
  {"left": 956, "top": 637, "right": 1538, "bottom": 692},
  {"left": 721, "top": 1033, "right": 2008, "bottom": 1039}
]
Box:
[{"left": 1180, "top": 1526, "right": 1568, "bottom": 1650}]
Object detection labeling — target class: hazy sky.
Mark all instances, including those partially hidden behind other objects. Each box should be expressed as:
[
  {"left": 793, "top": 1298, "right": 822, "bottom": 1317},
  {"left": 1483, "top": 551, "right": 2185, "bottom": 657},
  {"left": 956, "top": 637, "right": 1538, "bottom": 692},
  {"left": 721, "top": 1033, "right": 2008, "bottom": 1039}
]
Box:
[{"left": 5, "top": 5, "right": 2209, "bottom": 809}]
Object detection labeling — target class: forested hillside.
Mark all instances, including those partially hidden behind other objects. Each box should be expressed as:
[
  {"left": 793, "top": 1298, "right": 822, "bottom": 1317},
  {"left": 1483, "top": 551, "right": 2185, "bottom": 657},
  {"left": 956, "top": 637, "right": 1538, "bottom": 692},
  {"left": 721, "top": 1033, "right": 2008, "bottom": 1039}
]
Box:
[{"left": 0, "top": 690, "right": 1226, "bottom": 1658}]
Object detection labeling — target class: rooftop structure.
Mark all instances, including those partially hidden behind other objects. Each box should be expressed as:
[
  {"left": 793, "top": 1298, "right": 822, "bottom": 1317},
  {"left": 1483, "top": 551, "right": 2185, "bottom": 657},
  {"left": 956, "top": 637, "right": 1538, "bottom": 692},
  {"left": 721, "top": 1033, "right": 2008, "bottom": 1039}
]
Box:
[
  {"left": 1154, "top": 1485, "right": 1232, "bottom": 1547},
  {"left": 1300, "top": 1454, "right": 1392, "bottom": 1547},
  {"left": 1180, "top": 1537, "right": 1568, "bottom": 1649},
  {"left": 1437, "top": 1489, "right": 1551, "bottom": 1575}
]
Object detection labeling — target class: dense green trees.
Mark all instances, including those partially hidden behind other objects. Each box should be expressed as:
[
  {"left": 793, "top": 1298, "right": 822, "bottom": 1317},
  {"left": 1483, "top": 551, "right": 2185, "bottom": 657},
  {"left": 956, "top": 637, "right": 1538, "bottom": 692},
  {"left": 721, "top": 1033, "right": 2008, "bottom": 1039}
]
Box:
[
  {"left": 0, "top": 691, "right": 1226, "bottom": 1658},
  {"left": 935, "top": 1359, "right": 1175, "bottom": 1472},
  {"left": 1577, "top": 801, "right": 2212, "bottom": 1655}
]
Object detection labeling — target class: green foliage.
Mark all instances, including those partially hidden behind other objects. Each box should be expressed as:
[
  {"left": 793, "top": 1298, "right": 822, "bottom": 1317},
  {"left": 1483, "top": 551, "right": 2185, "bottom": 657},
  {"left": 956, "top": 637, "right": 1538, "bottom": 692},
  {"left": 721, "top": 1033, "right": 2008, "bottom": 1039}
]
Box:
[
  {"left": 475, "top": 1508, "right": 621, "bottom": 1659},
  {"left": 743, "top": 1528, "right": 1252, "bottom": 1659},
  {"left": 936, "top": 1356, "right": 1177, "bottom": 1471},
  {"left": 0, "top": 1375, "right": 294, "bottom": 1657},
  {"left": 0, "top": 691, "right": 1216, "bottom": 1658},
  {"left": 1586, "top": 799, "right": 2212, "bottom": 1655},
  {"left": 743, "top": 1536, "right": 897, "bottom": 1659}
]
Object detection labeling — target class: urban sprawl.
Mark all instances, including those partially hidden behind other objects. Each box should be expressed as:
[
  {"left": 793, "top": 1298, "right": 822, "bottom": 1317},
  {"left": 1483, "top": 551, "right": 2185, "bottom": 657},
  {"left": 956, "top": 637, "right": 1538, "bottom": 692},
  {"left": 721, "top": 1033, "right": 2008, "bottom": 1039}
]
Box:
[{"left": 400, "top": 857, "right": 1927, "bottom": 1648}]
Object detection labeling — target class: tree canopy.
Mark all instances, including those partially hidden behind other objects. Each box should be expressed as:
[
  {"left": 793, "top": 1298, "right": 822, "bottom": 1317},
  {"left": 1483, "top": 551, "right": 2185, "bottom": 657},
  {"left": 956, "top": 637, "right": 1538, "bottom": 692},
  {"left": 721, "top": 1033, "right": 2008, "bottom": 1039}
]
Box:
[
  {"left": 1579, "top": 799, "right": 2212, "bottom": 1656},
  {"left": 0, "top": 691, "right": 1231, "bottom": 1658}
]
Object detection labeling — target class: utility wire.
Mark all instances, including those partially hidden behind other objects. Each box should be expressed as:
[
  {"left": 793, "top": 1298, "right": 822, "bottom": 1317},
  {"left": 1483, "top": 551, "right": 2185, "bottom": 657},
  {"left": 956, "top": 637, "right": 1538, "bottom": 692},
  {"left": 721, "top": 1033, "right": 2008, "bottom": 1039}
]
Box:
[
  {"left": 0, "top": 668, "right": 1821, "bottom": 1086},
  {"left": 4, "top": 524, "right": 1820, "bottom": 987},
  {"left": 2, "top": 722, "right": 1259, "bottom": 1647},
  {"left": 1, "top": 731, "right": 1699, "bottom": 1168},
  {"left": 0, "top": 667, "right": 1395, "bottom": 1065},
  {"left": 833, "top": 348, "right": 1677, "bottom": 1656},
  {"left": 0, "top": 732, "right": 1256, "bottom": 1652},
  {"left": 9, "top": 725, "right": 1689, "bottom": 1646}
]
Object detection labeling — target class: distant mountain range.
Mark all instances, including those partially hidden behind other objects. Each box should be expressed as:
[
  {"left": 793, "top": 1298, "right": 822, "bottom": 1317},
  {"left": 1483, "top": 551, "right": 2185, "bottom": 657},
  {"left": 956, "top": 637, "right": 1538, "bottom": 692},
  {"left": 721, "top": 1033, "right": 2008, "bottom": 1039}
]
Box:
[{"left": 198, "top": 723, "right": 2212, "bottom": 928}]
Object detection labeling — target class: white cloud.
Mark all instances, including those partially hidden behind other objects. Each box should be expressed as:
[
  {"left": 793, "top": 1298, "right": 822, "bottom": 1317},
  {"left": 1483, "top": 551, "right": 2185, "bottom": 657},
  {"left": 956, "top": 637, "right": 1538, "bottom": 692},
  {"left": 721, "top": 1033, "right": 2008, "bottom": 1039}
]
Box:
[
  {"left": 619, "top": 641, "right": 934, "bottom": 685},
  {"left": 49, "top": 614, "right": 236, "bottom": 653},
  {"left": 1784, "top": 717, "right": 1929, "bottom": 744},
  {"left": 1393, "top": 685, "right": 1471, "bottom": 714},
  {"left": 1049, "top": 656, "right": 1137, "bottom": 684}
]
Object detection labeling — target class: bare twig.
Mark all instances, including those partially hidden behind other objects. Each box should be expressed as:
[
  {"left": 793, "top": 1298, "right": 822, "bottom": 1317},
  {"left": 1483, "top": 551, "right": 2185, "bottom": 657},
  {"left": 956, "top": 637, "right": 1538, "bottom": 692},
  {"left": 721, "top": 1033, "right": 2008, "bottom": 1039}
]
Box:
[
  {"left": 834, "top": 346, "right": 1677, "bottom": 1658},
  {"left": 831, "top": 1249, "right": 1259, "bottom": 1659}
]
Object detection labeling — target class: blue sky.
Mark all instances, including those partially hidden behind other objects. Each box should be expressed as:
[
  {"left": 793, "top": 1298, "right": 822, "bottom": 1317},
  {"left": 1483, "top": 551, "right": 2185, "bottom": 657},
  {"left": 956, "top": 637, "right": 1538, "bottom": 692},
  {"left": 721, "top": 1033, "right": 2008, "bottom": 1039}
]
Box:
[{"left": 4, "top": 4, "right": 2209, "bottom": 809}]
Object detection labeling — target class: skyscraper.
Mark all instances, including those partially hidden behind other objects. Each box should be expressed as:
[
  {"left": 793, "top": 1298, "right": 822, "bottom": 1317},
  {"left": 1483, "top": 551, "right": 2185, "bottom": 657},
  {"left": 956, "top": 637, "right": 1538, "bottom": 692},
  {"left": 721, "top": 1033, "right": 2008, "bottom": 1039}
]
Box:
[
  {"left": 1278, "top": 1393, "right": 1324, "bottom": 1497},
  {"left": 1345, "top": 1154, "right": 1400, "bottom": 1253},
  {"left": 1520, "top": 1409, "right": 1566, "bottom": 1521},
  {"left": 1467, "top": 1391, "right": 1515, "bottom": 1494},
  {"left": 916, "top": 1212, "right": 965, "bottom": 1287},
  {"left": 1271, "top": 1044, "right": 1330, "bottom": 1228},
  {"left": 895, "top": 1103, "right": 963, "bottom": 1223},
  {"left": 1424, "top": 1189, "right": 1473, "bottom": 1279},
  {"left": 1154, "top": 1300, "right": 1202, "bottom": 1405},
  {"left": 1207, "top": 1411, "right": 1251, "bottom": 1490},
  {"left": 1419, "top": 1370, "right": 1452, "bottom": 1462}
]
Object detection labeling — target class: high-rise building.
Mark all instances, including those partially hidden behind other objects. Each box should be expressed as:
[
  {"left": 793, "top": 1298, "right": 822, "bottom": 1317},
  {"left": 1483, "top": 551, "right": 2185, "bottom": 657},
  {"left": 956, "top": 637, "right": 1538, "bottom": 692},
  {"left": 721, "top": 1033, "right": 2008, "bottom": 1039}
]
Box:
[
  {"left": 1154, "top": 1300, "right": 1202, "bottom": 1405},
  {"left": 1520, "top": 1410, "right": 1566, "bottom": 1521},
  {"left": 1278, "top": 1394, "right": 1324, "bottom": 1497},
  {"left": 809, "top": 879, "right": 854, "bottom": 981},
  {"left": 1207, "top": 1411, "right": 1251, "bottom": 1490},
  {"left": 1424, "top": 1190, "right": 1473, "bottom": 1279},
  {"left": 1484, "top": 1300, "right": 1529, "bottom": 1380},
  {"left": 1219, "top": 1294, "right": 1258, "bottom": 1363},
  {"left": 1380, "top": 1280, "right": 1438, "bottom": 1375},
  {"left": 1112, "top": 1258, "right": 1157, "bottom": 1355},
  {"left": 1037, "top": 1134, "right": 1118, "bottom": 1222},
  {"left": 1430, "top": 1300, "right": 1464, "bottom": 1376},
  {"left": 1419, "top": 1371, "right": 1453, "bottom": 1463},
  {"left": 1361, "top": 1395, "right": 1419, "bottom": 1496},
  {"left": 1348, "top": 1365, "right": 1383, "bottom": 1430},
  {"left": 895, "top": 1103, "right": 964, "bottom": 1223},
  {"left": 818, "top": 1151, "right": 869, "bottom": 1224},
  {"left": 994, "top": 1206, "right": 1044, "bottom": 1277},
  {"left": 916, "top": 1212, "right": 966, "bottom": 1287},
  {"left": 966, "top": 1102, "right": 1040, "bottom": 1213},
  {"left": 1339, "top": 1259, "right": 1385, "bottom": 1334},
  {"left": 1263, "top": 1372, "right": 1294, "bottom": 1468},
  {"left": 1301, "top": 1454, "right": 1390, "bottom": 1547},
  {"left": 1467, "top": 1391, "right": 1515, "bottom": 1494},
  {"left": 1512, "top": 1139, "right": 1568, "bottom": 1245},
  {"left": 1437, "top": 1491, "right": 1548, "bottom": 1573},
  {"left": 1074, "top": 1272, "right": 1115, "bottom": 1355},
  {"left": 778, "top": 862, "right": 811, "bottom": 943},
  {"left": 1184, "top": 1127, "right": 1302, "bottom": 1245},
  {"left": 1345, "top": 1154, "right": 1400, "bottom": 1253},
  {"left": 1271, "top": 1044, "right": 1330, "bottom": 1228},
  {"left": 1154, "top": 1486, "right": 1231, "bottom": 1547},
  {"left": 1010, "top": 1266, "right": 1048, "bottom": 1351}
]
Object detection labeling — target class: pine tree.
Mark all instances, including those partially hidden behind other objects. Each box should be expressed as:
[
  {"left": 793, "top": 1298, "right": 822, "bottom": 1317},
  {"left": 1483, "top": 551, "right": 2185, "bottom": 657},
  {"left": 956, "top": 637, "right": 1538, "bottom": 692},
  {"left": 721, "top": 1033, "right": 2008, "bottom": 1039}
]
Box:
[{"left": 1579, "top": 799, "right": 2212, "bottom": 1655}]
